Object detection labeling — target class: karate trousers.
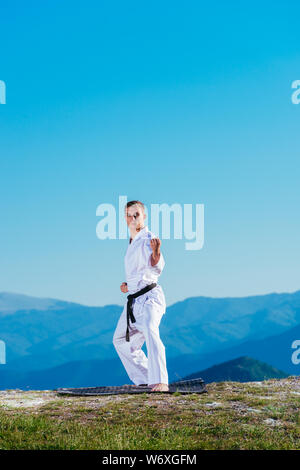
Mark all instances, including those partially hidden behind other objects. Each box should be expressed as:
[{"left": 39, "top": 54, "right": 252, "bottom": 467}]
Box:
[{"left": 113, "top": 285, "right": 169, "bottom": 386}]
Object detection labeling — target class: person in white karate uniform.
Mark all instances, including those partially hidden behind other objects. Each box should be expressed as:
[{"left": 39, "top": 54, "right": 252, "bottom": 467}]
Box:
[{"left": 113, "top": 200, "right": 169, "bottom": 392}]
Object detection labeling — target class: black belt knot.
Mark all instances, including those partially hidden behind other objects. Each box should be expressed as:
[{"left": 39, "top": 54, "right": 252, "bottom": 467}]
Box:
[{"left": 126, "top": 283, "right": 157, "bottom": 342}]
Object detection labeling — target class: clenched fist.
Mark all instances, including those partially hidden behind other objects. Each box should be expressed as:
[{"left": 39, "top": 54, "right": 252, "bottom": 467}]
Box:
[
  {"left": 150, "top": 237, "right": 161, "bottom": 266},
  {"left": 150, "top": 237, "right": 161, "bottom": 254},
  {"left": 120, "top": 282, "right": 128, "bottom": 293}
]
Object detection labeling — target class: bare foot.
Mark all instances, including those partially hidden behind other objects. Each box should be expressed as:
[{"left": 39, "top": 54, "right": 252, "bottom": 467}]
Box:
[{"left": 149, "top": 383, "right": 169, "bottom": 392}]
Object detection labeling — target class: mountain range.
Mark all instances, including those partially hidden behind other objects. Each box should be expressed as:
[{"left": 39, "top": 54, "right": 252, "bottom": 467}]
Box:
[
  {"left": 0, "top": 290, "right": 299, "bottom": 388},
  {"left": 0, "top": 355, "right": 289, "bottom": 390},
  {"left": 184, "top": 355, "right": 289, "bottom": 383}
]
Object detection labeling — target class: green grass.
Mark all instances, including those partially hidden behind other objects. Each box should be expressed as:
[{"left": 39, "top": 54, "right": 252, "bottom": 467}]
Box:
[{"left": 0, "top": 378, "right": 299, "bottom": 450}]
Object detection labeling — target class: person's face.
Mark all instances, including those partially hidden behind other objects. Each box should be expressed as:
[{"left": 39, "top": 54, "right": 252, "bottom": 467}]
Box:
[{"left": 125, "top": 204, "right": 146, "bottom": 230}]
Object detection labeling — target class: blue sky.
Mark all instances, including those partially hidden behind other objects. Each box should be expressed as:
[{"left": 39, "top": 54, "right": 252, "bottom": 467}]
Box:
[{"left": 0, "top": 1, "right": 299, "bottom": 307}]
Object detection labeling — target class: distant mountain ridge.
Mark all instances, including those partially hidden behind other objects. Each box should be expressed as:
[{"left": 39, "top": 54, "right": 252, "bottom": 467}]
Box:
[
  {"left": 183, "top": 356, "right": 289, "bottom": 383},
  {"left": 0, "top": 357, "right": 128, "bottom": 390},
  {"left": 165, "top": 322, "right": 300, "bottom": 379},
  {"left": 0, "top": 289, "right": 300, "bottom": 376},
  {"left": 0, "top": 355, "right": 289, "bottom": 390},
  {"left": 0, "top": 291, "right": 65, "bottom": 315}
]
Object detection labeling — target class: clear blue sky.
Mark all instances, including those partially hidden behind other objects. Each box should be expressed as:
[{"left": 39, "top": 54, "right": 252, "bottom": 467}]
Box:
[{"left": 0, "top": 1, "right": 299, "bottom": 307}]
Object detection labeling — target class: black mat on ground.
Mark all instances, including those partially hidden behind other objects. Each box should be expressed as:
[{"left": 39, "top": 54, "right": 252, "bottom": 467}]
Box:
[{"left": 55, "top": 378, "right": 207, "bottom": 396}]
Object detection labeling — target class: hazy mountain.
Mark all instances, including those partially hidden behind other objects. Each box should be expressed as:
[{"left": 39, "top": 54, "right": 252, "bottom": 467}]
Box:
[
  {"left": 0, "top": 358, "right": 129, "bottom": 390},
  {"left": 0, "top": 291, "right": 76, "bottom": 315},
  {"left": 0, "top": 355, "right": 289, "bottom": 390},
  {"left": 183, "top": 356, "right": 289, "bottom": 383},
  {"left": 0, "top": 295, "right": 123, "bottom": 368},
  {"left": 1, "top": 289, "right": 300, "bottom": 374},
  {"left": 165, "top": 322, "right": 300, "bottom": 380}
]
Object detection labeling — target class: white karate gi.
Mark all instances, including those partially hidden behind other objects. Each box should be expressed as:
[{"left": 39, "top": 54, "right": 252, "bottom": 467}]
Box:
[{"left": 113, "top": 225, "right": 169, "bottom": 386}]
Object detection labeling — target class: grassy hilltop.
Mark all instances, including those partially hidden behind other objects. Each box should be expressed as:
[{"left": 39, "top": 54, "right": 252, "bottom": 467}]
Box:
[{"left": 0, "top": 376, "right": 299, "bottom": 450}]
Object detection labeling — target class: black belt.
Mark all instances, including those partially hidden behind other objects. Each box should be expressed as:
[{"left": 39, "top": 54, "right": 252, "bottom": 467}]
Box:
[{"left": 126, "top": 282, "right": 157, "bottom": 342}]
